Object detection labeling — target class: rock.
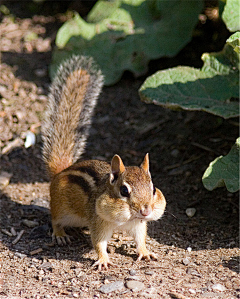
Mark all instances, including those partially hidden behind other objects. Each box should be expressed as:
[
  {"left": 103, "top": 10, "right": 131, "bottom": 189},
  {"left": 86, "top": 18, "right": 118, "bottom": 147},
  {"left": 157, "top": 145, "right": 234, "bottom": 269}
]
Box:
[
  {"left": 39, "top": 262, "right": 53, "bottom": 271},
  {"left": 24, "top": 131, "right": 36, "bottom": 148},
  {"left": 212, "top": 283, "right": 226, "bottom": 292},
  {"left": 186, "top": 208, "right": 196, "bottom": 217},
  {"left": 189, "top": 288, "right": 196, "bottom": 294},
  {"left": 15, "top": 252, "right": 27, "bottom": 259},
  {"left": 34, "top": 68, "right": 47, "bottom": 77},
  {"left": 144, "top": 270, "right": 154, "bottom": 275},
  {"left": 22, "top": 219, "right": 39, "bottom": 228},
  {"left": 99, "top": 281, "right": 124, "bottom": 294},
  {"left": 0, "top": 171, "right": 12, "bottom": 189},
  {"left": 125, "top": 280, "right": 145, "bottom": 292},
  {"left": 186, "top": 268, "right": 201, "bottom": 277},
  {"left": 182, "top": 257, "right": 191, "bottom": 265},
  {"left": 129, "top": 269, "right": 137, "bottom": 276}
]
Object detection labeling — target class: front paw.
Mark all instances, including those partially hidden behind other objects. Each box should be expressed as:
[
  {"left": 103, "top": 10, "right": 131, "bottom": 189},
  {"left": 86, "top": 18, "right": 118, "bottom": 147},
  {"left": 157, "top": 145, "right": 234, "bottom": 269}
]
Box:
[
  {"left": 92, "top": 256, "right": 115, "bottom": 271},
  {"left": 137, "top": 250, "right": 157, "bottom": 261}
]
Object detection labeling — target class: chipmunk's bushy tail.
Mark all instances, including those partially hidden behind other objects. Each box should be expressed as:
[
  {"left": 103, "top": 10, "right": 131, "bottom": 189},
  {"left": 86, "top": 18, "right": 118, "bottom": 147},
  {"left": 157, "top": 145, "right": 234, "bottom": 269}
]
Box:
[{"left": 42, "top": 55, "right": 104, "bottom": 177}]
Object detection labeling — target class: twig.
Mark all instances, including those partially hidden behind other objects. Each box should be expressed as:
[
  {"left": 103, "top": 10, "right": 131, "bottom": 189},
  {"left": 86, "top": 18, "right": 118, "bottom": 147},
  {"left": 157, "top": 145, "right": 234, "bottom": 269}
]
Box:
[
  {"left": 30, "top": 248, "right": 43, "bottom": 255},
  {"left": 164, "top": 155, "right": 203, "bottom": 171},
  {"left": 10, "top": 227, "right": 17, "bottom": 236},
  {"left": 1, "top": 229, "right": 12, "bottom": 237},
  {"left": 191, "top": 142, "right": 216, "bottom": 153},
  {"left": 1, "top": 137, "right": 23, "bottom": 155},
  {"left": 12, "top": 230, "right": 24, "bottom": 245}
]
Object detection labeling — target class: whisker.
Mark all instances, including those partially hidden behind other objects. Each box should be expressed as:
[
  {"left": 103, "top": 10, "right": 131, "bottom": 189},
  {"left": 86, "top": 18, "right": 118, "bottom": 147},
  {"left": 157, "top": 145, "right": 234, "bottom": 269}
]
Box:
[{"left": 165, "top": 210, "right": 177, "bottom": 219}]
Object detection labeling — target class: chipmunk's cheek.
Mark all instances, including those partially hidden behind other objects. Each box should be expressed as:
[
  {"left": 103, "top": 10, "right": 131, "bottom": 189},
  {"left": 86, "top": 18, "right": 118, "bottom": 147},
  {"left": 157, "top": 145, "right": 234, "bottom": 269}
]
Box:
[
  {"left": 112, "top": 208, "right": 131, "bottom": 225},
  {"left": 150, "top": 204, "right": 166, "bottom": 221}
]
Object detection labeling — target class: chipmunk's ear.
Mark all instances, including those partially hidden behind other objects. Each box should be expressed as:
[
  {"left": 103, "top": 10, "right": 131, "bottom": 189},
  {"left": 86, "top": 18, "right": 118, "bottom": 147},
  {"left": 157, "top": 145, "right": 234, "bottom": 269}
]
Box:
[
  {"left": 110, "top": 155, "right": 125, "bottom": 184},
  {"left": 140, "top": 153, "right": 150, "bottom": 175}
]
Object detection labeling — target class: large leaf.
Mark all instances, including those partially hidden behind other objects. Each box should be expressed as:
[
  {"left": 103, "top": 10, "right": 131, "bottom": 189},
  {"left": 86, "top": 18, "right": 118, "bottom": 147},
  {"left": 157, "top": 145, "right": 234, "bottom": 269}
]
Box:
[
  {"left": 50, "top": 0, "right": 203, "bottom": 85},
  {"left": 222, "top": 0, "right": 240, "bottom": 32},
  {"left": 139, "top": 33, "right": 240, "bottom": 119},
  {"left": 202, "top": 138, "right": 240, "bottom": 193}
]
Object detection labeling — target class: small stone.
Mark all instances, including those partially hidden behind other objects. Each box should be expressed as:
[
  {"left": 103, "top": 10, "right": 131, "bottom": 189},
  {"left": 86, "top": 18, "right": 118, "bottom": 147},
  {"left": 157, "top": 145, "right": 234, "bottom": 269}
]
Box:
[
  {"left": 126, "top": 280, "right": 145, "bottom": 292},
  {"left": 22, "top": 219, "right": 39, "bottom": 228},
  {"left": 15, "top": 252, "right": 27, "bottom": 259},
  {"left": 0, "top": 171, "right": 12, "bottom": 189},
  {"left": 186, "top": 268, "right": 201, "bottom": 277},
  {"left": 189, "top": 288, "right": 196, "bottom": 294},
  {"left": 187, "top": 247, "right": 192, "bottom": 252},
  {"left": 182, "top": 257, "right": 191, "bottom": 265},
  {"left": 24, "top": 131, "right": 36, "bottom": 148},
  {"left": 186, "top": 208, "right": 196, "bottom": 217},
  {"left": 129, "top": 269, "right": 137, "bottom": 276},
  {"left": 99, "top": 281, "right": 124, "bottom": 294},
  {"left": 212, "top": 283, "right": 226, "bottom": 292},
  {"left": 144, "top": 270, "right": 154, "bottom": 275},
  {"left": 34, "top": 68, "right": 47, "bottom": 77},
  {"left": 39, "top": 262, "right": 53, "bottom": 271}
]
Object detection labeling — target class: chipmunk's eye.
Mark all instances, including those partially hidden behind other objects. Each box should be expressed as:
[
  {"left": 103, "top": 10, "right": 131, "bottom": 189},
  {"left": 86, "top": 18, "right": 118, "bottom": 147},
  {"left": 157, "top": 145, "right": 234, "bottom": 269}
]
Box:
[
  {"left": 153, "top": 185, "right": 156, "bottom": 195},
  {"left": 120, "top": 185, "right": 130, "bottom": 197}
]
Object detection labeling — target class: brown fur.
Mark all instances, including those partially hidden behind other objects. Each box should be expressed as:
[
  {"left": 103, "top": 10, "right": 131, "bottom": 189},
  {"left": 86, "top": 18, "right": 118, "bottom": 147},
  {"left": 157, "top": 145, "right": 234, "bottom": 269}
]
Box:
[{"left": 42, "top": 56, "right": 166, "bottom": 270}]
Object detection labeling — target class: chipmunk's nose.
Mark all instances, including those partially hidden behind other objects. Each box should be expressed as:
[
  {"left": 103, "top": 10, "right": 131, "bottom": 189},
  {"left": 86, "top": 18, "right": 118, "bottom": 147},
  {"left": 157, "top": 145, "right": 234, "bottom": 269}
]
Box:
[{"left": 140, "top": 205, "right": 152, "bottom": 217}]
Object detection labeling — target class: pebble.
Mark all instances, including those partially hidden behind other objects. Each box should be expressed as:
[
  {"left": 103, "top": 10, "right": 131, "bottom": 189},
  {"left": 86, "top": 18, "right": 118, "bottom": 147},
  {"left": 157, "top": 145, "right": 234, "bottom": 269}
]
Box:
[
  {"left": 0, "top": 171, "right": 12, "bottom": 189},
  {"left": 189, "top": 288, "right": 196, "bottom": 294},
  {"left": 182, "top": 257, "right": 191, "bottom": 265},
  {"left": 129, "top": 269, "right": 137, "bottom": 276},
  {"left": 144, "top": 270, "right": 154, "bottom": 275},
  {"left": 126, "top": 280, "right": 145, "bottom": 291},
  {"left": 24, "top": 131, "right": 36, "bottom": 148},
  {"left": 186, "top": 268, "right": 201, "bottom": 277},
  {"left": 34, "top": 68, "right": 47, "bottom": 77},
  {"left": 212, "top": 283, "right": 226, "bottom": 292},
  {"left": 39, "top": 262, "right": 53, "bottom": 270},
  {"left": 186, "top": 208, "right": 196, "bottom": 217},
  {"left": 15, "top": 252, "right": 27, "bottom": 259},
  {"left": 22, "top": 219, "right": 39, "bottom": 228},
  {"left": 99, "top": 281, "right": 124, "bottom": 294},
  {"left": 187, "top": 247, "right": 192, "bottom": 252}
]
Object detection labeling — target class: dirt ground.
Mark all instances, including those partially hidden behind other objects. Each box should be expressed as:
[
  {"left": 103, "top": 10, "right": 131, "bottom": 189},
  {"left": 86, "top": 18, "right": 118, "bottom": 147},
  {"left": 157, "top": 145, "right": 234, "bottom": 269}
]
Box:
[{"left": 0, "top": 2, "right": 239, "bottom": 299}]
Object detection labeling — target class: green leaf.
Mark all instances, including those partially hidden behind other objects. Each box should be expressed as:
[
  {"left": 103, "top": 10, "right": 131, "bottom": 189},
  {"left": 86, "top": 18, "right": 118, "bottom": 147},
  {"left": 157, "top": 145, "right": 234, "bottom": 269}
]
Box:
[
  {"left": 51, "top": 0, "right": 203, "bottom": 85},
  {"left": 227, "top": 32, "right": 240, "bottom": 55},
  {"left": 139, "top": 33, "right": 240, "bottom": 119},
  {"left": 202, "top": 138, "right": 240, "bottom": 193},
  {"left": 222, "top": 0, "right": 240, "bottom": 32}
]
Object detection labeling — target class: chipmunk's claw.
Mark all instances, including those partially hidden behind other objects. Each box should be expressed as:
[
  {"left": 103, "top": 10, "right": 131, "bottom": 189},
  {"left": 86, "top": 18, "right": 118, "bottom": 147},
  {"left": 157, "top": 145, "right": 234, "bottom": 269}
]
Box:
[
  {"left": 52, "top": 234, "right": 73, "bottom": 246},
  {"left": 137, "top": 251, "right": 157, "bottom": 261},
  {"left": 92, "top": 259, "right": 116, "bottom": 271}
]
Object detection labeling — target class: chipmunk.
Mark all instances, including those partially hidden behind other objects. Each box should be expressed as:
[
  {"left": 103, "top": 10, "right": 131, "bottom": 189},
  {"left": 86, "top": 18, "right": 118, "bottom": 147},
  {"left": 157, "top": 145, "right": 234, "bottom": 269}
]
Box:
[{"left": 42, "top": 55, "right": 166, "bottom": 270}]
